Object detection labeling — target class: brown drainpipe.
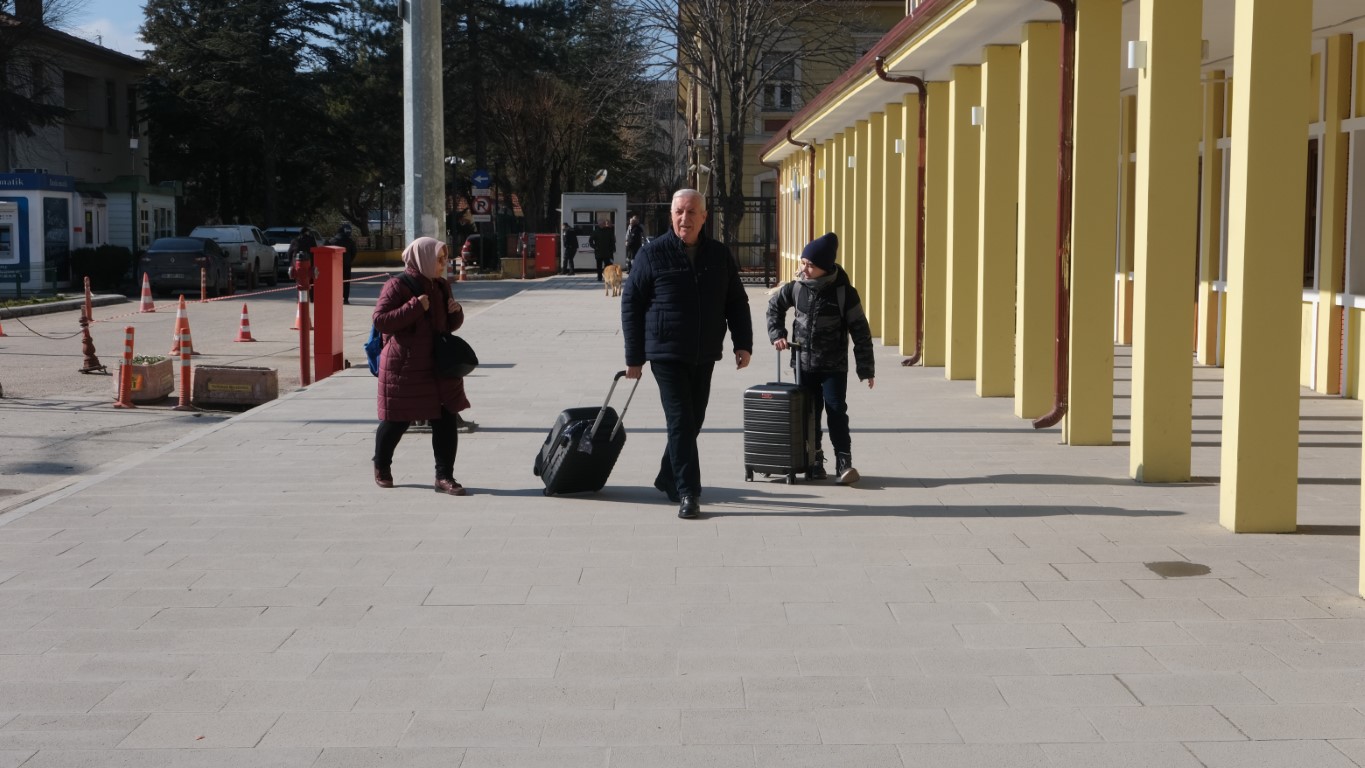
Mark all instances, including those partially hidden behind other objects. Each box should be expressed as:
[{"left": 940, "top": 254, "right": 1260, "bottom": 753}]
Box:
[
  {"left": 1033, "top": 0, "right": 1077, "bottom": 429},
  {"left": 784, "top": 131, "right": 816, "bottom": 243},
  {"left": 873, "top": 56, "right": 928, "bottom": 366}
]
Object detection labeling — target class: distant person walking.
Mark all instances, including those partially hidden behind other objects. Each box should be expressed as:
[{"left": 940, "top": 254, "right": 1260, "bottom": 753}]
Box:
[
  {"left": 561, "top": 222, "right": 578, "bottom": 275},
  {"left": 589, "top": 220, "right": 616, "bottom": 282},
  {"left": 624, "top": 215, "right": 644, "bottom": 272}
]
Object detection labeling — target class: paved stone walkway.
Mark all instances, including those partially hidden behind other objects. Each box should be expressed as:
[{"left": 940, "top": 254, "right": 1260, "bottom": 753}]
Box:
[{"left": 1, "top": 275, "right": 1362, "bottom": 767}]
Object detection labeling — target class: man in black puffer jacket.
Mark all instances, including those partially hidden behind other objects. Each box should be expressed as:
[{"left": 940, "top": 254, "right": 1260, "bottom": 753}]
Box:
[
  {"left": 767, "top": 232, "right": 875, "bottom": 485},
  {"left": 622, "top": 189, "right": 753, "bottom": 519}
]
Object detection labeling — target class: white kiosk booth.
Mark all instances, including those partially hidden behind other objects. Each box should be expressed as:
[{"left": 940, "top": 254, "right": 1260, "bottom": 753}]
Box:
[{"left": 560, "top": 192, "right": 627, "bottom": 274}]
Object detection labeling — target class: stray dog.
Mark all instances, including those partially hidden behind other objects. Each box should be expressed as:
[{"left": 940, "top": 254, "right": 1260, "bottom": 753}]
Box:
[{"left": 603, "top": 263, "right": 623, "bottom": 297}]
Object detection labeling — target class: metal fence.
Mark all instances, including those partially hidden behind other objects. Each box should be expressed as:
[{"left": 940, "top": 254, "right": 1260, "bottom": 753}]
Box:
[{"left": 706, "top": 195, "right": 777, "bottom": 287}]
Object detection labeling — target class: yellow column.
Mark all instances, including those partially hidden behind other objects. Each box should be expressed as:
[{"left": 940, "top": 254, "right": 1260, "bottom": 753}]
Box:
[
  {"left": 1016, "top": 23, "right": 1061, "bottom": 417},
  {"left": 897, "top": 93, "right": 919, "bottom": 356},
  {"left": 1195, "top": 72, "right": 1226, "bottom": 367},
  {"left": 882, "top": 102, "right": 904, "bottom": 347},
  {"left": 1116, "top": 95, "right": 1137, "bottom": 345},
  {"left": 833, "top": 130, "right": 847, "bottom": 247},
  {"left": 813, "top": 143, "right": 825, "bottom": 239},
  {"left": 1220, "top": 0, "right": 1310, "bottom": 532},
  {"left": 946, "top": 65, "right": 981, "bottom": 381},
  {"left": 923, "top": 81, "right": 950, "bottom": 367},
  {"left": 850, "top": 123, "right": 866, "bottom": 288},
  {"left": 1067, "top": 0, "right": 1121, "bottom": 445},
  {"left": 865, "top": 114, "right": 885, "bottom": 337},
  {"left": 843, "top": 127, "right": 858, "bottom": 278},
  {"left": 977, "top": 45, "right": 1020, "bottom": 398},
  {"left": 1316, "top": 36, "right": 1352, "bottom": 394},
  {"left": 1130, "top": 0, "right": 1201, "bottom": 482}
]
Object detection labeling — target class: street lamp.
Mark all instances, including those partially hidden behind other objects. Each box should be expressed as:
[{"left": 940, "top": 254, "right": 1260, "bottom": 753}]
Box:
[{"left": 378, "top": 182, "right": 385, "bottom": 239}]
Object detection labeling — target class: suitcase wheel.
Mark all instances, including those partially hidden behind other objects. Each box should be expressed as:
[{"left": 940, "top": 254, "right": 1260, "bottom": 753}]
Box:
[
  {"left": 786, "top": 473, "right": 796, "bottom": 485},
  {"left": 745, "top": 469, "right": 753, "bottom": 482},
  {"left": 543, "top": 488, "right": 554, "bottom": 496}
]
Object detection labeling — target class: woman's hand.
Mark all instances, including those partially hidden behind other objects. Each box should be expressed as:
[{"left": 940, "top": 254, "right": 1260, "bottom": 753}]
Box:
[
  {"left": 417, "top": 294, "right": 430, "bottom": 310},
  {"left": 448, "top": 298, "right": 460, "bottom": 314}
]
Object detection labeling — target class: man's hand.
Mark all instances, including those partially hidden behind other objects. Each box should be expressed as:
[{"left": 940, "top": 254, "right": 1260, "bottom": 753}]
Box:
[
  {"left": 867, "top": 378, "right": 875, "bottom": 390},
  {"left": 735, "top": 350, "right": 751, "bottom": 370},
  {"left": 773, "top": 338, "right": 789, "bottom": 351},
  {"left": 625, "top": 365, "right": 643, "bottom": 380}
]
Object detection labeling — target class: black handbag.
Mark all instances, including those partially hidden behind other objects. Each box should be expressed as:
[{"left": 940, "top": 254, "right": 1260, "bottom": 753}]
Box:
[
  {"left": 399, "top": 272, "right": 478, "bottom": 378},
  {"left": 433, "top": 333, "right": 478, "bottom": 378}
]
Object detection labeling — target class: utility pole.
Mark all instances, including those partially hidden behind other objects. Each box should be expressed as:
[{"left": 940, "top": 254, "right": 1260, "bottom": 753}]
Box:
[{"left": 402, "top": 0, "right": 445, "bottom": 239}]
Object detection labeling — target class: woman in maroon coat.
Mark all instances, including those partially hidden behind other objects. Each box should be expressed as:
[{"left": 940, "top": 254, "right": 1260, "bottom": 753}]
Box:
[{"left": 372, "top": 237, "right": 471, "bottom": 495}]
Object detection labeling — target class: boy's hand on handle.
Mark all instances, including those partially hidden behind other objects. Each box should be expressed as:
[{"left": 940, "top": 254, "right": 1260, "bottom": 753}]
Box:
[
  {"left": 735, "top": 350, "right": 751, "bottom": 370},
  {"left": 626, "top": 365, "right": 643, "bottom": 380},
  {"left": 773, "top": 338, "right": 789, "bottom": 351}
]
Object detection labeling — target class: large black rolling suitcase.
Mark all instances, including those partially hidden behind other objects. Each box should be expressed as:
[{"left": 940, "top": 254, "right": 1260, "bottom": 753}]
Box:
[
  {"left": 534, "top": 370, "right": 640, "bottom": 496},
  {"left": 743, "top": 347, "right": 816, "bottom": 484}
]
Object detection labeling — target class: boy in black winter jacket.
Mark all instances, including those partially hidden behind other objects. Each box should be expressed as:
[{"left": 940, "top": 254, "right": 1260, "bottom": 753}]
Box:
[{"left": 766, "top": 232, "right": 875, "bottom": 484}]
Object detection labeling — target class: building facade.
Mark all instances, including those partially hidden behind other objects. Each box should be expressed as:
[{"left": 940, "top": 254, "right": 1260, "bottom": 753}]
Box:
[{"left": 760, "top": 0, "right": 1365, "bottom": 593}]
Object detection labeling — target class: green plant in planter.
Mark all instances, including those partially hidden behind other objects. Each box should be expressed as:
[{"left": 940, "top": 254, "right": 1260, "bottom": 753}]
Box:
[{"left": 131, "top": 354, "right": 168, "bottom": 365}]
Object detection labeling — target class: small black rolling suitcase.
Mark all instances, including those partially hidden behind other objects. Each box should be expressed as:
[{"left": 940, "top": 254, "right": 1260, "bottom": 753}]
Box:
[
  {"left": 743, "top": 346, "right": 815, "bottom": 484},
  {"left": 534, "top": 370, "right": 640, "bottom": 496}
]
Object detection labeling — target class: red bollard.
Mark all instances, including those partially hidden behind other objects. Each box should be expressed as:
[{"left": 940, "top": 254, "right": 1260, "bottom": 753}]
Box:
[
  {"left": 294, "top": 253, "right": 312, "bottom": 387},
  {"left": 172, "top": 328, "right": 195, "bottom": 411},
  {"left": 200, "top": 267, "right": 208, "bottom": 303},
  {"left": 114, "top": 326, "right": 136, "bottom": 409}
]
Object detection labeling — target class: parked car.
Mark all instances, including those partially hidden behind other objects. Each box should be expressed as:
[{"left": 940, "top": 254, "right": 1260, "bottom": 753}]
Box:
[
  {"left": 188, "top": 224, "right": 277, "bottom": 288},
  {"left": 140, "top": 237, "right": 232, "bottom": 298},
  {"left": 460, "top": 234, "right": 497, "bottom": 270},
  {"left": 263, "top": 226, "right": 308, "bottom": 280}
]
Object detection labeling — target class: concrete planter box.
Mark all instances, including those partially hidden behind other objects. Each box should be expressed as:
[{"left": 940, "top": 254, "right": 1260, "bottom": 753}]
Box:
[
  {"left": 191, "top": 365, "right": 278, "bottom": 407},
  {"left": 115, "top": 358, "right": 174, "bottom": 402}
]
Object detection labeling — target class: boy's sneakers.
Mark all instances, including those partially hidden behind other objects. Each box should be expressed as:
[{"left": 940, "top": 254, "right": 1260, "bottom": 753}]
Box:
[{"left": 835, "top": 452, "right": 859, "bottom": 485}]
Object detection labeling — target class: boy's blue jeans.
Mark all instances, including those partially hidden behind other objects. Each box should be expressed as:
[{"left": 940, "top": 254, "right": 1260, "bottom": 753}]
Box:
[{"left": 800, "top": 368, "right": 850, "bottom": 455}]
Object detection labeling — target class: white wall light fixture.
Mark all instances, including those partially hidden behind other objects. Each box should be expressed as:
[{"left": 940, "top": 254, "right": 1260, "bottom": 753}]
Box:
[
  {"left": 847, "top": 156, "right": 856, "bottom": 169},
  {"left": 1127, "top": 40, "right": 1148, "bottom": 71},
  {"left": 817, "top": 168, "right": 825, "bottom": 179},
  {"left": 970, "top": 106, "right": 985, "bottom": 126},
  {"left": 893, "top": 138, "right": 905, "bottom": 154}
]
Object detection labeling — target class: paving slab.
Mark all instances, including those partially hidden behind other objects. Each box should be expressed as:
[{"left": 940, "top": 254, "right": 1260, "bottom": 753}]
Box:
[{"left": 1, "top": 277, "right": 1363, "bottom": 766}]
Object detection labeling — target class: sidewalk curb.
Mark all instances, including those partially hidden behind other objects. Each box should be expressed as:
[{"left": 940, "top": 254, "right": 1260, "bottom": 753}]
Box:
[{"left": 0, "top": 294, "right": 129, "bottom": 319}]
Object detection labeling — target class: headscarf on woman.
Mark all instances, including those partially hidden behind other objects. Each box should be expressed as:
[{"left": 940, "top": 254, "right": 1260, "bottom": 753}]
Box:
[{"left": 402, "top": 236, "right": 446, "bottom": 279}]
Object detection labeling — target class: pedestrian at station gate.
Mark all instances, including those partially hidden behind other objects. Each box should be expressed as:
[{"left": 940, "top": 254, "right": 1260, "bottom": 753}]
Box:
[
  {"left": 371, "top": 236, "right": 472, "bottom": 496},
  {"left": 622, "top": 189, "right": 753, "bottom": 519},
  {"left": 766, "top": 231, "right": 875, "bottom": 485},
  {"left": 561, "top": 222, "right": 578, "bottom": 275},
  {"left": 327, "top": 224, "right": 358, "bottom": 304},
  {"left": 625, "top": 215, "right": 644, "bottom": 272},
  {"left": 589, "top": 219, "right": 616, "bottom": 281}
]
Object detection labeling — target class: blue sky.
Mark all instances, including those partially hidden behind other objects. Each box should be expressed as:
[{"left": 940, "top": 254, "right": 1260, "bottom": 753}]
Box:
[{"left": 66, "top": 0, "right": 148, "bottom": 58}]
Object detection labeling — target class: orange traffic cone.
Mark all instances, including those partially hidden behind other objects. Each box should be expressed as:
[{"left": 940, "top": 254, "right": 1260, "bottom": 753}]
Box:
[
  {"left": 0, "top": 317, "right": 6, "bottom": 337},
  {"left": 139, "top": 273, "right": 155, "bottom": 312},
  {"left": 290, "top": 302, "right": 301, "bottom": 330},
  {"left": 234, "top": 303, "right": 256, "bottom": 342},
  {"left": 168, "top": 295, "right": 199, "bottom": 356}
]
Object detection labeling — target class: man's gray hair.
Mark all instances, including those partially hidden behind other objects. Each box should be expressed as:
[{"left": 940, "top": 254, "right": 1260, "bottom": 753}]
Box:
[{"left": 672, "top": 188, "right": 706, "bottom": 212}]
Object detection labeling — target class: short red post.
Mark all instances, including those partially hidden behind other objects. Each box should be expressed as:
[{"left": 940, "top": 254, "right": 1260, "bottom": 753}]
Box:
[
  {"left": 199, "top": 267, "right": 208, "bottom": 303},
  {"left": 294, "top": 253, "right": 312, "bottom": 386},
  {"left": 114, "top": 326, "right": 136, "bottom": 409},
  {"left": 172, "top": 328, "right": 195, "bottom": 411}
]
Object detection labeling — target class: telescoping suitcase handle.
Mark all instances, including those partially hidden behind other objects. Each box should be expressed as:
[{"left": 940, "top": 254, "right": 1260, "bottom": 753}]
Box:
[
  {"left": 776, "top": 341, "right": 802, "bottom": 386},
  {"left": 588, "top": 370, "right": 641, "bottom": 442}
]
